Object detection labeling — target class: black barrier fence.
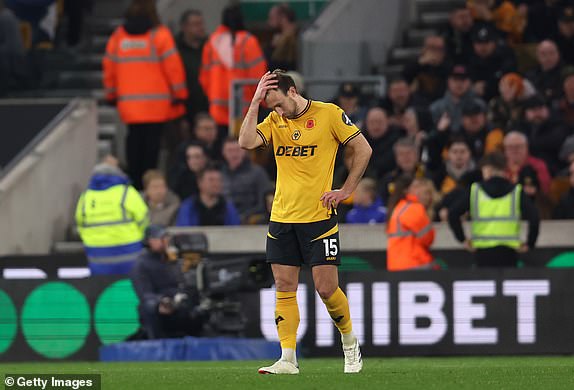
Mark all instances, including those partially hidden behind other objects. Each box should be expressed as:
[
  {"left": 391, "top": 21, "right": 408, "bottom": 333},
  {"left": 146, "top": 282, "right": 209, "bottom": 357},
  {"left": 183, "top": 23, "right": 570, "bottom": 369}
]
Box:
[{"left": 1, "top": 269, "right": 574, "bottom": 362}]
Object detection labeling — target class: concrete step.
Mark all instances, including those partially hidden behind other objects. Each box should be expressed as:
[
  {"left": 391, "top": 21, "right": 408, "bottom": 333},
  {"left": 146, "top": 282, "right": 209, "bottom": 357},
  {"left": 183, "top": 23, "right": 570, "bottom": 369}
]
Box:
[
  {"left": 89, "top": 35, "right": 109, "bottom": 53},
  {"left": 415, "top": 0, "right": 466, "bottom": 13},
  {"left": 57, "top": 70, "right": 102, "bottom": 89},
  {"left": 388, "top": 46, "right": 421, "bottom": 65},
  {"left": 98, "top": 105, "right": 119, "bottom": 125},
  {"left": 405, "top": 28, "right": 439, "bottom": 47},
  {"left": 419, "top": 11, "right": 450, "bottom": 28},
  {"left": 87, "top": 17, "right": 122, "bottom": 36},
  {"left": 98, "top": 123, "right": 118, "bottom": 139}
]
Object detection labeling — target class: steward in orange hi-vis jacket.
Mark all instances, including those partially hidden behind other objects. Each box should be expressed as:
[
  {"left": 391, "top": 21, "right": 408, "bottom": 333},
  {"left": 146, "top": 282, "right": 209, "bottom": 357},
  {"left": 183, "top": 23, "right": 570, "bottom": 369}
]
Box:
[
  {"left": 386, "top": 188, "right": 436, "bottom": 271},
  {"left": 102, "top": 0, "right": 188, "bottom": 190},
  {"left": 103, "top": 24, "right": 188, "bottom": 124},
  {"left": 199, "top": 4, "right": 267, "bottom": 130}
]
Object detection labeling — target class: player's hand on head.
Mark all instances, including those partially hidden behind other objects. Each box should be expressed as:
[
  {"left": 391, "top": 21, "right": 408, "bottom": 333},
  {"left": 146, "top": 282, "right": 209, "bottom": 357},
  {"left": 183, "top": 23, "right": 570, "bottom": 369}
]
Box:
[
  {"left": 254, "top": 71, "right": 278, "bottom": 103},
  {"left": 320, "top": 189, "right": 351, "bottom": 209}
]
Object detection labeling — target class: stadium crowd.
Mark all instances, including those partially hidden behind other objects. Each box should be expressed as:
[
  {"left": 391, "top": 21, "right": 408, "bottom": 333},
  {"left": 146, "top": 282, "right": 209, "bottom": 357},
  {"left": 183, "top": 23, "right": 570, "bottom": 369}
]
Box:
[{"left": 96, "top": 0, "right": 574, "bottom": 228}]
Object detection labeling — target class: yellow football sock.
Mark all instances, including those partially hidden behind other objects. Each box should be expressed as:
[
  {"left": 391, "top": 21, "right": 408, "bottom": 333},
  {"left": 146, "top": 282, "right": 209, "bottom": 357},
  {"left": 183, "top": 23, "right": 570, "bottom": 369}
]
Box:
[
  {"left": 322, "top": 287, "right": 353, "bottom": 335},
  {"left": 275, "top": 291, "right": 299, "bottom": 350}
]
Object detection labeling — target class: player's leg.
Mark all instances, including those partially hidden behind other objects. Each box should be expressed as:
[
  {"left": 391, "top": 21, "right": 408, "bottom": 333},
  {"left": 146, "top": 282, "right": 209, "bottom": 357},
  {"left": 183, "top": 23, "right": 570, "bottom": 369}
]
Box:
[
  {"left": 259, "top": 222, "right": 302, "bottom": 375},
  {"left": 300, "top": 215, "right": 362, "bottom": 373},
  {"left": 312, "top": 265, "right": 362, "bottom": 373}
]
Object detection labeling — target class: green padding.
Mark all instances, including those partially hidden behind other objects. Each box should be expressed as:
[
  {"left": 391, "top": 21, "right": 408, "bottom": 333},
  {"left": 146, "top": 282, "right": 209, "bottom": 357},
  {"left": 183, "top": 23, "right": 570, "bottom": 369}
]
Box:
[
  {"left": 546, "top": 252, "right": 574, "bottom": 268},
  {"left": 240, "top": 1, "right": 329, "bottom": 23},
  {"left": 0, "top": 290, "right": 17, "bottom": 354},
  {"left": 21, "top": 282, "right": 90, "bottom": 359},
  {"left": 94, "top": 279, "right": 140, "bottom": 345},
  {"left": 340, "top": 256, "right": 373, "bottom": 272}
]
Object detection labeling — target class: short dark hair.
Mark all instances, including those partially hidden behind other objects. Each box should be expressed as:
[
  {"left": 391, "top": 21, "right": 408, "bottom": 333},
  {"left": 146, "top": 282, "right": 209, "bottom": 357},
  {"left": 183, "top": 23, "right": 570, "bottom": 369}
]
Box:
[
  {"left": 480, "top": 152, "right": 507, "bottom": 171},
  {"left": 393, "top": 137, "right": 418, "bottom": 153},
  {"left": 193, "top": 112, "right": 215, "bottom": 129},
  {"left": 180, "top": 9, "right": 202, "bottom": 25},
  {"left": 275, "top": 3, "right": 296, "bottom": 23},
  {"left": 271, "top": 69, "right": 297, "bottom": 95},
  {"left": 223, "top": 136, "right": 239, "bottom": 146},
  {"left": 197, "top": 163, "right": 221, "bottom": 181},
  {"left": 446, "top": 134, "right": 472, "bottom": 151}
]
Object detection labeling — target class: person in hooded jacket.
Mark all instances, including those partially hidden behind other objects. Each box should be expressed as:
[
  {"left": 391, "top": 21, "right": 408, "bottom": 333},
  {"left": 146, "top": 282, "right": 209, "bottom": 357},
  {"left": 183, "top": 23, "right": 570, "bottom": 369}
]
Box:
[
  {"left": 448, "top": 151, "right": 539, "bottom": 267},
  {"left": 75, "top": 156, "right": 149, "bottom": 275}
]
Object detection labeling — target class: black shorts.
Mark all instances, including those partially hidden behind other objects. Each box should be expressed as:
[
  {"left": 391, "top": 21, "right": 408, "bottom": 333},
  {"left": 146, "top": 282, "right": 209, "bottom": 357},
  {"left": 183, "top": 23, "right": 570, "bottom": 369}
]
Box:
[{"left": 266, "top": 215, "right": 341, "bottom": 267}]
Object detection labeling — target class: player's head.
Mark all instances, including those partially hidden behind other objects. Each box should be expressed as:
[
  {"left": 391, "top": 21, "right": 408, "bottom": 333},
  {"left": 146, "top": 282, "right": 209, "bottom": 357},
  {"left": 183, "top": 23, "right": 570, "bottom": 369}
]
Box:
[{"left": 265, "top": 69, "right": 299, "bottom": 119}]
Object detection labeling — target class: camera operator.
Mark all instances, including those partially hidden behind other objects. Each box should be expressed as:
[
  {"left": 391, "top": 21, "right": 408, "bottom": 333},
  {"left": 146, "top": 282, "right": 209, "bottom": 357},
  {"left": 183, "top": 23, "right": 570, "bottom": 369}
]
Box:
[{"left": 130, "top": 225, "right": 204, "bottom": 339}]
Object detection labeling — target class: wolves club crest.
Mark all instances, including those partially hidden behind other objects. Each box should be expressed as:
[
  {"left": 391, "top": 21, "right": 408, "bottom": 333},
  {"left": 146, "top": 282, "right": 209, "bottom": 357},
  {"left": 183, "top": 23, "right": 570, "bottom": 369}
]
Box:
[{"left": 292, "top": 129, "right": 301, "bottom": 140}]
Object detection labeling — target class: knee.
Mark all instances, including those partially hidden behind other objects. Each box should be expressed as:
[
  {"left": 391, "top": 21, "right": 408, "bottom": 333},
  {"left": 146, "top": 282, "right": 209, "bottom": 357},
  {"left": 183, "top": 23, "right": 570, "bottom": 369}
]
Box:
[
  {"left": 274, "top": 275, "right": 298, "bottom": 292},
  {"left": 316, "top": 284, "right": 337, "bottom": 300}
]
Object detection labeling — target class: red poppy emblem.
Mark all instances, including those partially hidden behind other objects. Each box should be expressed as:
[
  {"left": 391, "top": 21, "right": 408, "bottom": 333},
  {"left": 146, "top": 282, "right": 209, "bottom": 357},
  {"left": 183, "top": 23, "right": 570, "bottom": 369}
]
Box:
[{"left": 306, "top": 119, "right": 315, "bottom": 129}]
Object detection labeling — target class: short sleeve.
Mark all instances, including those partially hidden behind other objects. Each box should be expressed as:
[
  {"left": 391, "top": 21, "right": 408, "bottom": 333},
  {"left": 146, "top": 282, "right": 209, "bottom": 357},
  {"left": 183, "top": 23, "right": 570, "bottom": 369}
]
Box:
[
  {"left": 330, "top": 104, "right": 361, "bottom": 145},
  {"left": 256, "top": 112, "right": 273, "bottom": 147}
]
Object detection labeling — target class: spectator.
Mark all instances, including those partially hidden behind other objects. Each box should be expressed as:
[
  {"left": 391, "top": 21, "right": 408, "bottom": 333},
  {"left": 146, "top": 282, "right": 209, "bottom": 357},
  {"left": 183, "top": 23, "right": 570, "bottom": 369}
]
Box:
[
  {"left": 400, "top": 108, "right": 433, "bottom": 157},
  {"left": 432, "top": 135, "right": 477, "bottom": 196},
  {"left": 504, "top": 131, "right": 552, "bottom": 195},
  {"left": 379, "top": 78, "right": 428, "bottom": 127},
  {"left": 175, "top": 165, "right": 240, "bottom": 227},
  {"left": 468, "top": 25, "right": 517, "bottom": 101},
  {"left": 553, "top": 161, "right": 574, "bottom": 218},
  {"left": 103, "top": 0, "right": 188, "bottom": 189},
  {"left": 559, "top": 135, "right": 574, "bottom": 170},
  {"left": 221, "top": 138, "right": 271, "bottom": 223},
  {"left": 381, "top": 137, "right": 431, "bottom": 205},
  {"left": 130, "top": 225, "right": 204, "bottom": 339},
  {"left": 247, "top": 188, "right": 275, "bottom": 225},
  {"left": 448, "top": 151, "right": 539, "bottom": 267},
  {"left": 428, "top": 98, "right": 503, "bottom": 168},
  {"left": 266, "top": 2, "right": 298, "bottom": 71},
  {"left": 192, "top": 112, "right": 222, "bottom": 162},
  {"left": 0, "top": 0, "right": 26, "bottom": 95},
  {"left": 553, "top": 67, "right": 574, "bottom": 127},
  {"left": 488, "top": 72, "right": 534, "bottom": 131},
  {"left": 403, "top": 36, "right": 450, "bottom": 104},
  {"left": 386, "top": 177, "right": 436, "bottom": 271},
  {"left": 442, "top": 6, "right": 475, "bottom": 64},
  {"left": 553, "top": 6, "right": 574, "bottom": 66},
  {"left": 527, "top": 40, "right": 564, "bottom": 104},
  {"left": 142, "top": 170, "right": 180, "bottom": 226},
  {"left": 176, "top": 9, "right": 209, "bottom": 124},
  {"left": 467, "top": 0, "right": 527, "bottom": 44},
  {"left": 522, "top": 0, "right": 560, "bottom": 43},
  {"left": 199, "top": 3, "right": 267, "bottom": 139},
  {"left": 430, "top": 64, "right": 477, "bottom": 133},
  {"left": 169, "top": 143, "right": 208, "bottom": 201},
  {"left": 519, "top": 94, "right": 569, "bottom": 175},
  {"left": 75, "top": 156, "right": 149, "bottom": 275},
  {"left": 6, "top": 0, "right": 58, "bottom": 46},
  {"left": 346, "top": 178, "right": 387, "bottom": 224},
  {"left": 363, "top": 107, "right": 405, "bottom": 180},
  {"left": 335, "top": 83, "right": 368, "bottom": 129}
]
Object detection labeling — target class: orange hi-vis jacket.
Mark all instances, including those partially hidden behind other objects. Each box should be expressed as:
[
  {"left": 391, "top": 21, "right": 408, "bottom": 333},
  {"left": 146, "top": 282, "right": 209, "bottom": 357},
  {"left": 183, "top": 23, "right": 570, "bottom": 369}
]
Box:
[
  {"left": 386, "top": 194, "right": 435, "bottom": 271},
  {"left": 199, "top": 25, "right": 267, "bottom": 126},
  {"left": 103, "top": 25, "right": 188, "bottom": 124}
]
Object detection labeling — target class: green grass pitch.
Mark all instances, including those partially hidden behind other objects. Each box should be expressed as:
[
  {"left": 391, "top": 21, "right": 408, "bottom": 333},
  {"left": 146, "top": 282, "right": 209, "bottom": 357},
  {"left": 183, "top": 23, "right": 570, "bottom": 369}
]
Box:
[{"left": 1, "top": 357, "right": 574, "bottom": 389}]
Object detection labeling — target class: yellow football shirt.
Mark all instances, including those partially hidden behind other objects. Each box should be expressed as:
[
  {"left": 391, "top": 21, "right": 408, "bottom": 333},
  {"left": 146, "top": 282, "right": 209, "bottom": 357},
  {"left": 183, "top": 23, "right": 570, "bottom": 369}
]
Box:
[{"left": 257, "top": 100, "right": 361, "bottom": 223}]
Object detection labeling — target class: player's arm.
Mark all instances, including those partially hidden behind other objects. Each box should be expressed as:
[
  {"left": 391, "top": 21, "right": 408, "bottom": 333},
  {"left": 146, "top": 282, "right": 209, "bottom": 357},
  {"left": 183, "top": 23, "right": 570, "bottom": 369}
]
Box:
[
  {"left": 321, "top": 134, "right": 372, "bottom": 208},
  {"left": 238, "top": 71, "right": 277, "bottom": 150}
]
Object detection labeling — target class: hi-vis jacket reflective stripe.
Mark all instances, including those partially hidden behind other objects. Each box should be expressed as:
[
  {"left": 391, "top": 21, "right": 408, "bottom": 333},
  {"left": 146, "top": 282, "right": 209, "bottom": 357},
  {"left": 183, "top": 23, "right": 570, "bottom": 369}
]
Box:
[
  {"left": 386, "top": 194, "right": 435, "bottom": 271},
  {"left": 103, "top": 25, "right": 188, "bottom": 124},
  {"left": 75, "top": 184, "right": 149, "bottom": 264},
  {"left": 199, "top": 25, "right": 267, "bottom": 126},
  {"left": 470, "top": 183, "right": 522, "bottom": 249}
]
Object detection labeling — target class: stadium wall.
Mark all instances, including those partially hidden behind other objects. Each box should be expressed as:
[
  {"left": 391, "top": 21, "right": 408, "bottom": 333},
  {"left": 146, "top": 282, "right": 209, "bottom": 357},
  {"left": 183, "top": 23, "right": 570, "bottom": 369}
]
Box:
[{"left": 0, "top": 99, "right": 98, "bottom": 256}]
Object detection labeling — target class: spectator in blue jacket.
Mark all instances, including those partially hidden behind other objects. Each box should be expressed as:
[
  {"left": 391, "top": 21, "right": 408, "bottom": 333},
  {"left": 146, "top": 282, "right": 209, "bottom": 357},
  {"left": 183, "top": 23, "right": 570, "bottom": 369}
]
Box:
[
  {"left": 346, "top": 178, "right": 387, "bottom": 224},
  {"left": 175, "top": 165, "right": 240, "bottom": 226}
]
